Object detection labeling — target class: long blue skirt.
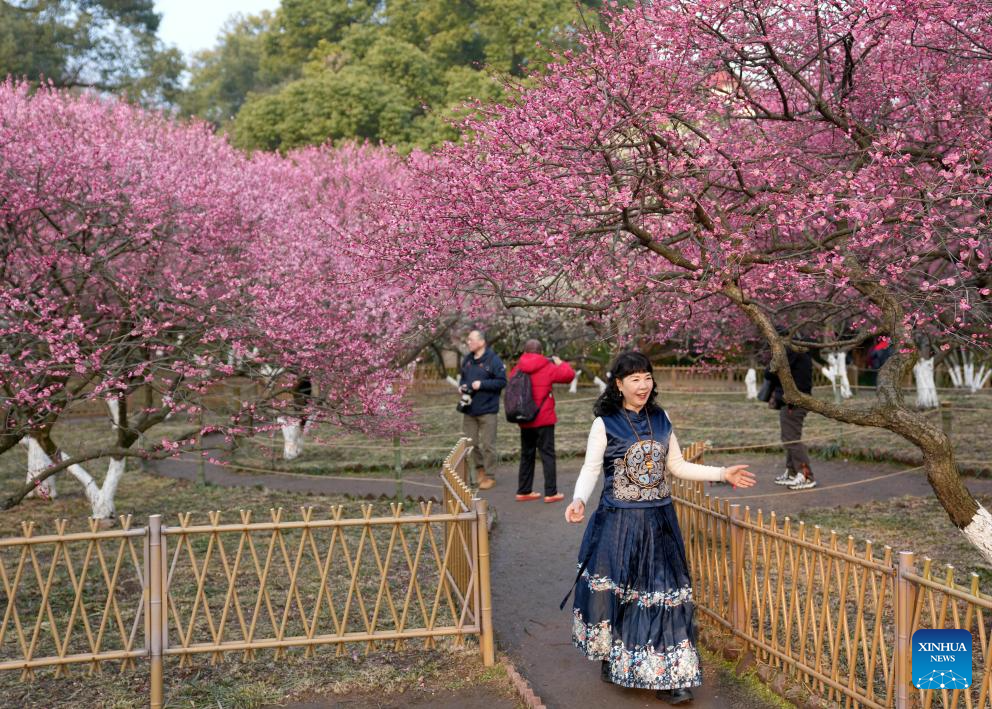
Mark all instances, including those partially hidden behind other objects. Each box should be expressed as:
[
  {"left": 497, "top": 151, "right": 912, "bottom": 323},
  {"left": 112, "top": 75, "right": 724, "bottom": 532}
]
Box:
[{"left": 571, "top": 501, "right": 702, "bottom": 690}]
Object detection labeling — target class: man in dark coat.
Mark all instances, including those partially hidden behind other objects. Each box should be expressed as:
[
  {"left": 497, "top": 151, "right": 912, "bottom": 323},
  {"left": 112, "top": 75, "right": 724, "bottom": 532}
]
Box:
[
  {"left": 509, "top": 339, "right": 575, "bottom": 503},
  {"left": 459, "top": 330, "right": 507, "bottom": 489},
  {"left": 765, "top": 336, "right": 819, "bottom": 490}
]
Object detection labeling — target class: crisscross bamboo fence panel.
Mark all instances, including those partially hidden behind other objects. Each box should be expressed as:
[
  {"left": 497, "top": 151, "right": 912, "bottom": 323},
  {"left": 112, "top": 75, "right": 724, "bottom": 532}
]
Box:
[
  {"left": 0, "top": 516, "right": 148, "bottom": 676},
  {"left": 0, "top": 439, "right": 493, "bottom": 708},
  {"left": 673, "top": 445, "right": 992, "bottom": 709}
]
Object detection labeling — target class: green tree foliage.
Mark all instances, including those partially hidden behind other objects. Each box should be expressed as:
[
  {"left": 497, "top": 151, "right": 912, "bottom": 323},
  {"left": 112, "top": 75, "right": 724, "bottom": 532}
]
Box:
[
  {"left": 178, "top": 12, "right": 273, "bottom": 124},
  {"left": 0, "top": 0, "right": 183, "bottom": 106},
  {"left": 182, "top": 0, "right": 606, "bottom": 152}
]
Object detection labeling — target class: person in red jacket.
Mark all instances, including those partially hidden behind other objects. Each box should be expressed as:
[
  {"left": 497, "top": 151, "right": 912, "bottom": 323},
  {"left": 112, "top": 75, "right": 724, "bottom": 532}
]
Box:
[{"left": 510, "top": 339, "right": 576, "bottom": 503}]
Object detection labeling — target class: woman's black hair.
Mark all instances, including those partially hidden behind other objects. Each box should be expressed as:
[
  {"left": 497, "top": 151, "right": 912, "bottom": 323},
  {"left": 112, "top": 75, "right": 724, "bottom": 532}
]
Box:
[{"left": 593, "top": 350, "right": 662, "bottom": 417}]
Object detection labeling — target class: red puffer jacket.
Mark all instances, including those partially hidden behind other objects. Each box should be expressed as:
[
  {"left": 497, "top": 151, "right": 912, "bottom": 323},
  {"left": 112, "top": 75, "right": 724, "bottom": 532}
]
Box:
[{"left": 508, "top": 353, "right": 576, "bottom": 429}]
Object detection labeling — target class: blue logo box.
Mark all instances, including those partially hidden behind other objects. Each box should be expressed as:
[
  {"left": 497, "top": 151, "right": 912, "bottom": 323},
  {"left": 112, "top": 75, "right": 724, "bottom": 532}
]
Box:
[{"left": 912, "top": 629, "right": 972, "bottom": 690}]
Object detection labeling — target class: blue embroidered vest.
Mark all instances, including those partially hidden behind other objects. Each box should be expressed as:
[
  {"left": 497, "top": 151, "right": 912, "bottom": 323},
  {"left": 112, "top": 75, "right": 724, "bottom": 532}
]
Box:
[{"left": 600, "top": 408, "right": 673, "bottom": 508}]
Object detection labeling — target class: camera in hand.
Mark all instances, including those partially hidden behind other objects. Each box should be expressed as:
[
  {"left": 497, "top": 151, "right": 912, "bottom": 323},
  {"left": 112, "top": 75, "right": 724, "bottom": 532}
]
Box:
[{"left": 456, "top": 384, "right": 473, "bottom": 413}]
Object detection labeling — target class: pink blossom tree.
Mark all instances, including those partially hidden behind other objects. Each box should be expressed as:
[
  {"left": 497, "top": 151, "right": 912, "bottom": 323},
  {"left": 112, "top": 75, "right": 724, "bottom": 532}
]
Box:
[
  {"left": 394, "top": 2, "right": 992, "bottom": 557},
  {"left": 0, "top": 83, "right": 418, "bottom": 516}
]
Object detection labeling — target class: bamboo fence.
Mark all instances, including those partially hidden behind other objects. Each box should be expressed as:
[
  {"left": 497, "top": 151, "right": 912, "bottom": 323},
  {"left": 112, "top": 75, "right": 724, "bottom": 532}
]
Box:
[
  {"left": 674, "top": 447, "right": 992, "bottom": 708},
  {"left": 0, "top": 438, "right": 493, "bottom": 708}
]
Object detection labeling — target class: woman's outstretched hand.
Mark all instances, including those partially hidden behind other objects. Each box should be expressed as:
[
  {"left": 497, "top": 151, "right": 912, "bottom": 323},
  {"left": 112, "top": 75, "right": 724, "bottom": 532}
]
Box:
[
  {"left": 723, "top": 465, "right": 756, "bottom": 488},
  {"left": 565, "top": 499, "right": 585, "bottom": 523}
]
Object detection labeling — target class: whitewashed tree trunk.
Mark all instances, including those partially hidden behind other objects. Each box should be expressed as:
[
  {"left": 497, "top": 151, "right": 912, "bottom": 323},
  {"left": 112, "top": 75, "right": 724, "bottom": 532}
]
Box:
[
  {"left": 107, "top": 397, "right": 121, "bottom": 428},
  {"left": 821, "top": 352, "right": 853, "bottom": 401},
  {"left": 23, "top": 440, "right": 126, "bottom": 518},
  {"left": 963, "top": 505, "right": 992, "bottom": 563},
  {"left": 569, "top": 370, "right": 582, "bottom": 394},
  {"left": 948, "top": 351, "right": 963, "bottom": 388},
  {"left": 948, "top": 348, "right": 991, "bottom": 392},
  {"left": 21, "top": 437, "right": 57, "bottom": 500},
  {"left": 975, "top": 365, "right": 992, "bottom": 392},
  {"left": 593, "top": 376, "right": 607, "bottom": 393},
  {"left": 446, "top": 375, "right": 460, "bottom": 388},
  {"left": 21, "top": 439, "right": 127, "bottom": 517},
  {"left": 744, "top": 368, "right": 757, "bottom": 400},
  {"left": 838, "top": 360, "right": 853, "bottom": 398},
  {"left": 162, "top": 394, "right": 174, "bottom": 421},
  {"left": 279, "top": 416, "right": 303, "bottom": 460},
  {"left": 914, "top": 357, "right": 939, "bottom": 409}
]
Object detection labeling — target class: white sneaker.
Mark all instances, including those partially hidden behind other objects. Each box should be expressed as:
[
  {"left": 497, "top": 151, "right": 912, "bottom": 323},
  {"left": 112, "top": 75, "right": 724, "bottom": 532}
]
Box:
[
  {"left": 789, "top": 473, "right": 817, "bottom": 490},
  {"left": 774, "top": 470, "right": 799, "bottom": 486}
]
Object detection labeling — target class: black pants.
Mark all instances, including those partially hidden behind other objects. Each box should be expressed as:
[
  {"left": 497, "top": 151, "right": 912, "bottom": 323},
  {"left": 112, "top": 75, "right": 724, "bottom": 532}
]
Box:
[
  {"left": 517, "top": 425, "right": 557, "bottom": 496},
  {"left": 779, "top": 405, "right": 811, "bottom": 471}
]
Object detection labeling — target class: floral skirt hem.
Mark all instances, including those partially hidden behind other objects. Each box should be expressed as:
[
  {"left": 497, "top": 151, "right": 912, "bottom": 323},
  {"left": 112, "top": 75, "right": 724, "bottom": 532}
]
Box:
[{"left": 571, "top": 609, "right": 703, "bottom": 690}]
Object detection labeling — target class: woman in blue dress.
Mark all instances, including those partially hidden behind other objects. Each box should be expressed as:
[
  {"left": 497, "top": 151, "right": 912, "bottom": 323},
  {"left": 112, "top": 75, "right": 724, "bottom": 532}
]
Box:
[{"left": 565, "top": 351, "right": 755, "bottom": 704}]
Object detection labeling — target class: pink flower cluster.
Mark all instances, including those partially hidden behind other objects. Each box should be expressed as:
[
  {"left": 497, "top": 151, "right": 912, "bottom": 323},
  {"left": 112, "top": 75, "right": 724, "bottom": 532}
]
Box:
[
  {"left": 391, "top": 0, "right": 992, "bottom": 354},
  {"left": 0, "top": 81, "right": 418, "bottom": 455}
]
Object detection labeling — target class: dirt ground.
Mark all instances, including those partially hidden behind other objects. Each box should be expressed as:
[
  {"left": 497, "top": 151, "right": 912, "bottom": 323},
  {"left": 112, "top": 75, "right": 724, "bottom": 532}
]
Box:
[{"left": 272, "top": 685, "right": 521, "bottom": 708}]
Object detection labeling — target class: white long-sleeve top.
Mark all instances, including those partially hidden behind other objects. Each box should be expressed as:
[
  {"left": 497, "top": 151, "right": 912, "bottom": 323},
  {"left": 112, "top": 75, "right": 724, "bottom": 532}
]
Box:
[{"left": 571, "top": 416, "right": 726, "bottom": 505}]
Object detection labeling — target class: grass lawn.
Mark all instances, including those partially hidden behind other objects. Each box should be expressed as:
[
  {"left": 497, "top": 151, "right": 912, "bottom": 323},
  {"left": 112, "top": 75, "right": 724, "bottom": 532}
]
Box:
[
  {"left": 799, "top": 493, "right": 992, "bottom": 585},
  {"left": 223, "top": 385, "right": 992, "bottom": 478}
]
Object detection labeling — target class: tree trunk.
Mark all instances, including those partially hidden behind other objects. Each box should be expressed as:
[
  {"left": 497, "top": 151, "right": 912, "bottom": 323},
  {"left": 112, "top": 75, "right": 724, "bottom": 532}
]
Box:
[
  {"left": 24, "top": 432, "right": 125, "bottom": 518},
  {"left": 21, "top": 437, "right": 57, "bottom": 500},
  {"left": 725, "top": 287, "right": 992, "bottom": 563},
  {"left": 744, "top": 368, "right": 757, "bottom": 400},
  {"left": 947, "top": 348, "right": 989, "bottom": 392},
  {"left": 279, "top": 416, "right": 303, "bottom": 460},
  {"left": 68, "top": 458, "right": 126, "bottom": 519},
  {"left": 569, "top": 369, "right": 582, "bottom": 394},
  {"left": 821, "top": 351, "right": 853, "bottom": 402},
  {"left": 913, "top": 357, "right": 939, "bottom": 409},
  {"left": 899, "top": 408, "right": 990, "bottom": 557},
  {"left": 107, "top": 397, "right": 121, "bottom": 428}
]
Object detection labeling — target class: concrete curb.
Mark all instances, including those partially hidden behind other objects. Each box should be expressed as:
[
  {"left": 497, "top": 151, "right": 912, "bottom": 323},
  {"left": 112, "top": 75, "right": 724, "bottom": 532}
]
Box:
[{"left": 501, "top": 656, "right": 547, "bottom": 709}]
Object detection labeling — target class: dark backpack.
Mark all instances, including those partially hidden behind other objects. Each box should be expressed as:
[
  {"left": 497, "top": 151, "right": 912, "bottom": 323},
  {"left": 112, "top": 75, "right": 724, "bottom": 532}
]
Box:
[{"left": 504, "top": 370, "right": 550, "bottom": 423}]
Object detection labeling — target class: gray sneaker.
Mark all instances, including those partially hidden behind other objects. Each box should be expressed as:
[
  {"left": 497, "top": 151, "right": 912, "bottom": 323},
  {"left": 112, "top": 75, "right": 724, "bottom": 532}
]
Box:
[
  {"left": 789, "top": 473, "right": 817, "bottom": 490},
  {"left": 774, "top": 469, "right": 798, "bottom": 486}
]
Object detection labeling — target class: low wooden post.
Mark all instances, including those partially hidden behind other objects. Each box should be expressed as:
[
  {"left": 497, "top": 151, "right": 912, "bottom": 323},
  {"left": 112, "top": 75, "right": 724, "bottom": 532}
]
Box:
[
  {"left": 895, "top": 551, "right": 916, "bottom": 709},
  {"left": 196, "top": 408, "right": 206, "bottom": 485},
  {"left": 148, "top": 515, "right": 164, "bottom": 709},
  {"left": 940, "top": 402, "right": 953, "bottom": 437},
  {"left": 475, "top": 498, "right": 495, "bottom": 666},
  {"left": 393, "top": 435, "right": 403, "bottom": 499}
]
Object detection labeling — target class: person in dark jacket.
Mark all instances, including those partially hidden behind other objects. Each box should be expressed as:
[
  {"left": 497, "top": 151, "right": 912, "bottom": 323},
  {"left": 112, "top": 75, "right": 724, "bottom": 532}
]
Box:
[
  {"left": 509, "top": 339, "right": 575, "bottom": 503},
  {"left": 765, "top": 334, "right": 819, "bottom": 490},
  {"left": 865, "top": 336, "right": 893, "bottom": 387},
  {"left": 459, "top": 330, "right": 507, "bottom": 489}
]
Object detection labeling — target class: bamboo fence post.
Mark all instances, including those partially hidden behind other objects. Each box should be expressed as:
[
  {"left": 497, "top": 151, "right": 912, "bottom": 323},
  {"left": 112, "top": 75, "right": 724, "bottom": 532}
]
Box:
[
  {"left": 475, "top": 498, "right": 495, "bottom": 666},
  {"left": 729, "top": 504, "right": 747, "bottom": 642},
  {"left": 895, "top": 551, "right": 916, "bottom": 709},
  {"left": 148, "top": 515, "right": 164, "bottom": 709}
]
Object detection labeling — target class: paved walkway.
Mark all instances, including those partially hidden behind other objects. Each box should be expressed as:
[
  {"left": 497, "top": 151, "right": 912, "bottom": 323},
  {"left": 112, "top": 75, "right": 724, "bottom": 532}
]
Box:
[{"left": 151, "top": 446, "right": 992, "bottom": 709}]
